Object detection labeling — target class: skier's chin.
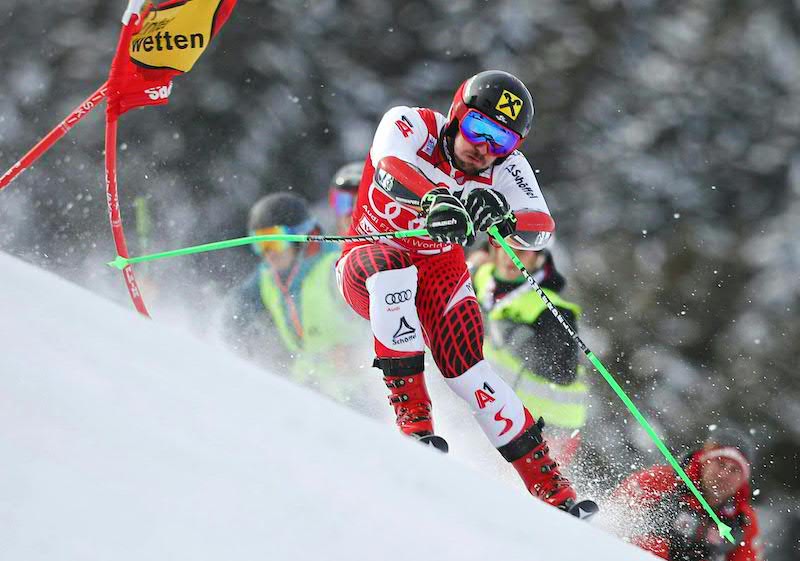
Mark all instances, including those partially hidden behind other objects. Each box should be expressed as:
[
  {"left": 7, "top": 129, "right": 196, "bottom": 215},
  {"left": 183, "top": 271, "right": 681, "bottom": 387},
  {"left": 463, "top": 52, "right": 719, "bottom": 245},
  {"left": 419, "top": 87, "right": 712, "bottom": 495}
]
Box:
[{"left": 454, "top": 155, "right": 490, "bottom": 175}]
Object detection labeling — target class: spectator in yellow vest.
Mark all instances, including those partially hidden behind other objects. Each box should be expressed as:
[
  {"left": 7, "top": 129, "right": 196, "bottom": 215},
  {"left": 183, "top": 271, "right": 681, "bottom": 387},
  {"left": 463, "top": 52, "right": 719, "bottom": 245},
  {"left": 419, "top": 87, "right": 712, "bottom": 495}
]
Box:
[
  {"left": 472, "top": 244, "right": 589, "bottom": 464},
  {"left": 222, "top": 192, "right": 366, "bottom": 401}
]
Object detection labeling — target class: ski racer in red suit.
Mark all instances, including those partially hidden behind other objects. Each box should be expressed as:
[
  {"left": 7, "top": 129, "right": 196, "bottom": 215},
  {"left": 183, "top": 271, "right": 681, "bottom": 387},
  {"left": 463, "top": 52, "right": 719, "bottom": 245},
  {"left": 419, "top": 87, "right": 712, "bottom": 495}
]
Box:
[
  {"left": 336, "top": 70, "right": 581, "bottom": 510},
  {"left": 612, "top": 428, "right": 761, "bottom": 560}
]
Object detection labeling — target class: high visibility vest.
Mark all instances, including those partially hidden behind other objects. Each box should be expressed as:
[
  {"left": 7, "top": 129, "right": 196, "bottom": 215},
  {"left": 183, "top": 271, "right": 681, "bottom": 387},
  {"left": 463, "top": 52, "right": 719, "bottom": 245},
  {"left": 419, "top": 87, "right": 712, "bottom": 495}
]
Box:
[
  {"left": 258, "top": 251, "right": 359, "bottom": 390},
  {"left": 473, "top": 264, "right": 589, "bottom": 430}
]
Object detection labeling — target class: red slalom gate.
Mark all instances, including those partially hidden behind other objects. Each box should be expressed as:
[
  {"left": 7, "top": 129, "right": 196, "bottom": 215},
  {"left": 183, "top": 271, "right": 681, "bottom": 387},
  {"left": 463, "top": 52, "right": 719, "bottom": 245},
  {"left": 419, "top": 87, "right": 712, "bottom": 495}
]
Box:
[
  {"left": 104, "top": 115, "right": 150, "bottom": 318},
  {"left": 0, "top": 83, "right": 108, "bottom": 191}
]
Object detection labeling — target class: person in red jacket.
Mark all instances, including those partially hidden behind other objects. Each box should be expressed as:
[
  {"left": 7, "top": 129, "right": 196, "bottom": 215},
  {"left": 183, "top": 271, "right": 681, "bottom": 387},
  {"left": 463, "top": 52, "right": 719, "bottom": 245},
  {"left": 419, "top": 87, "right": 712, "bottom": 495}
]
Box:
[{"left": 613, "top": 427, "right": 761, "bottom": 561}]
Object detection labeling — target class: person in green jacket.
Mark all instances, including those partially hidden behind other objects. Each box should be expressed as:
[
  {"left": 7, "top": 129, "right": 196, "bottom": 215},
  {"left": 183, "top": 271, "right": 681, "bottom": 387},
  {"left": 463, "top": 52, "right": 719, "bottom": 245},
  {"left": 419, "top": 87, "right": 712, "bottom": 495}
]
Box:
[
  {"left": 472, "top": 244, "right": 589, "bottom": 464},
  {"left": 222, "top": 192, "right": 367, "bottom": 401}
]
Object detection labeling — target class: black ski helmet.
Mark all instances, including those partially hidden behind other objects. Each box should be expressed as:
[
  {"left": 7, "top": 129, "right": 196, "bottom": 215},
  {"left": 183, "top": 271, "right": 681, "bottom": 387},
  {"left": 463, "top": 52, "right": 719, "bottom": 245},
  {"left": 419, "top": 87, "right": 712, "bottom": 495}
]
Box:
[
  {"left": 446, "top": 70, "right": 535, "bottom": 143},
  {"left": 330, "top": 161, "right": 363, "bottom": 193},
  {"left": 248, "top": 192, "right": 316, "bottom": 232}
]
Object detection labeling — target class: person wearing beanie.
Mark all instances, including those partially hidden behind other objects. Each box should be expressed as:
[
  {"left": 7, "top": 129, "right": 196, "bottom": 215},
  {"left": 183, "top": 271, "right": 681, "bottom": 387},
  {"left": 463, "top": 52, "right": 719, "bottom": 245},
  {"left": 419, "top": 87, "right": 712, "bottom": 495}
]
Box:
[
  {"left": 471, "top": 244, "right": 589, "bottom": 465},
  {"left": 612, "top": 425, "right": 761, "bottom": 561},
  {"left": 327, "top": 161, "right": 363, "bottom": 235},
  {"left": 221, "top": 192, "right": 367, "bottom": 401}
]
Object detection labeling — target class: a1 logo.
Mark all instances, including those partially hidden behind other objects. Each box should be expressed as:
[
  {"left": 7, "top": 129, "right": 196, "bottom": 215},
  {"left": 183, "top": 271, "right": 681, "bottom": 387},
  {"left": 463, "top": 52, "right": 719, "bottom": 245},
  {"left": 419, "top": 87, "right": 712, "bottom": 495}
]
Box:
[
  {"left": 475, "top": 382, "right": 496, "bottom": 409},
  {"left": 144, "top": 82, "right": 173, "bottom": 101}
]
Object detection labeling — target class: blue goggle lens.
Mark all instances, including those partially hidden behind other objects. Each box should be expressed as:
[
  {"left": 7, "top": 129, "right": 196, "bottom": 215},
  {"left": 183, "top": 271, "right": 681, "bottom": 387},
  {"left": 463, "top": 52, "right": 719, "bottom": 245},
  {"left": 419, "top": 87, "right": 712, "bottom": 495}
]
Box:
[
  {"left": 330, "top": 188, "right": 356, "bottom": 217},
  {"left": 459, "top": 110, "right": 520, "bottom": 156}
]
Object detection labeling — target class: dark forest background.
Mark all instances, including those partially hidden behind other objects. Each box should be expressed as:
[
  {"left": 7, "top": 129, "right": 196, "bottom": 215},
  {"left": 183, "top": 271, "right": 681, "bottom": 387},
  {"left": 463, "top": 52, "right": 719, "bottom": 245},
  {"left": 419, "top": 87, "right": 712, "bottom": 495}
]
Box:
[{"left": 1, "top": 1, "right": 798, "bottom": 556}]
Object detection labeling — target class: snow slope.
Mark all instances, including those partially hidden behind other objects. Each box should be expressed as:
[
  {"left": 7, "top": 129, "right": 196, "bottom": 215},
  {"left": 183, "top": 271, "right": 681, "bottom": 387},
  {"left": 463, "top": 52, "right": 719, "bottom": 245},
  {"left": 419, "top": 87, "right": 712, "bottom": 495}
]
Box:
[{"left": 0, "top": 252, "right": 656, "bottom": 561}]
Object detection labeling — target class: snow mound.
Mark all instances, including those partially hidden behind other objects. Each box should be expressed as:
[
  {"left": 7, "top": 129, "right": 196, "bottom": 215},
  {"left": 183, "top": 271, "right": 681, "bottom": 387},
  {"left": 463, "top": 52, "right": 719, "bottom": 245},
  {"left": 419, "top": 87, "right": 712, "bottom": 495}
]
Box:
[{"left": 0, "top": 252, "right": 656, "bottom": 560}]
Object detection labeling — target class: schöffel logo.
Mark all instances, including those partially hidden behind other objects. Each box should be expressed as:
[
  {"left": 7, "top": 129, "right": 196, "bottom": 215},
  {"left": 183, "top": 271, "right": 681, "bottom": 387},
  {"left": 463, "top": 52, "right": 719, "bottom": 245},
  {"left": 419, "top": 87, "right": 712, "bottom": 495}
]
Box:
[
  {"left": 385, "top": 290, "right": 412, "bottom": 305},
  {"left": 392, "top": 316, "right": 417, "bottom": 345},
  {"left": 505, "top": 163, "right": 538, "bottom": 200}
]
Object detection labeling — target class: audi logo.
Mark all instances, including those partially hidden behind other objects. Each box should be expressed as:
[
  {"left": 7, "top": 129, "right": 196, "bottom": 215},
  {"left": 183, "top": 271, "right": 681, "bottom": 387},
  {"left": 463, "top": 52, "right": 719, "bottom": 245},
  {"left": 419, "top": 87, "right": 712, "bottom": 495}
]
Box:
[{"left": 385, "top": 290, "right": 413, "bottom": 305}]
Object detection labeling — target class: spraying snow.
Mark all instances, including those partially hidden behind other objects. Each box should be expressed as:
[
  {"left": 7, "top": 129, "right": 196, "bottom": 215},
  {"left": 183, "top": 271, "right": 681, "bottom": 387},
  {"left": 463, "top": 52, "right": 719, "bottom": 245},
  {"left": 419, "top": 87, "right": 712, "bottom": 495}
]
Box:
[{"left": 0, "top": 252, "right": 656, "bottom": 560}]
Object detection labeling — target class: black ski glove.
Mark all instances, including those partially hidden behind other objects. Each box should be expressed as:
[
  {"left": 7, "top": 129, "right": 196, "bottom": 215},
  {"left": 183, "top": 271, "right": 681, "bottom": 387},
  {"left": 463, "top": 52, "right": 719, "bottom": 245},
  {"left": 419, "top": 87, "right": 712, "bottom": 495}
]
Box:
[
  {"left": 421, "top": 187, "right": 475, "bottom": 246},
  {"left": 464, "top": 188, "right": 517, "bottom": 237}
]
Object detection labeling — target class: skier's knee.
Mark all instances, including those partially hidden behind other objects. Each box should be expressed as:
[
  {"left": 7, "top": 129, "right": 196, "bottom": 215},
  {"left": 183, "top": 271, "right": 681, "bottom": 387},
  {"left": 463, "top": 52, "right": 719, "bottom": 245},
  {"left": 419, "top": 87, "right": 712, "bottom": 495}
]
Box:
[
  {"left": 366, "top": 266, "right": 424, "bottom": 353},
  {"left": 430, "top": 297, "right": 484, "bottom": 378}
]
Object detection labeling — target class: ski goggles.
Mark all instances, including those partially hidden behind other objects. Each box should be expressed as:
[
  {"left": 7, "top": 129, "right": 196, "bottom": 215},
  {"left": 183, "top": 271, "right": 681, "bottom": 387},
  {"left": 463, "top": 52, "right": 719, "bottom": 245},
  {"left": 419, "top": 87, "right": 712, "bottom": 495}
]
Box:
[
  {"left": 459, "top": 109, "right": 521, "bottom": 157},
  {"left": 502, "top": 230, "right": 552, "bottom": 251},
  {"left": 328, "top": 187, "right": 357, "bottom": 218},
  {"left": 250, "top": 217, "right": 318, "bottom": 255}
]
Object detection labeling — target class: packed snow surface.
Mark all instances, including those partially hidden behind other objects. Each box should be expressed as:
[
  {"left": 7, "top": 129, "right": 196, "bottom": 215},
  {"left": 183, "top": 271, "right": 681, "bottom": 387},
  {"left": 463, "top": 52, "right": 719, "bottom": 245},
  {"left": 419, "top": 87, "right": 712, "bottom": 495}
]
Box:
[{"left": 0, "top": 252, "right": 656, "bottom": 560}]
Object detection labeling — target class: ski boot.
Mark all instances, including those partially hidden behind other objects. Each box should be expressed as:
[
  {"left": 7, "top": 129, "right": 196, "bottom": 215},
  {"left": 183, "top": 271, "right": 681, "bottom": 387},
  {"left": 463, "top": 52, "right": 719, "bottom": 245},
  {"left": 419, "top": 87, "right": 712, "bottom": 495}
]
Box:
[
  {"left": 501, "top": 416, "right": 579, "bottom": 509},
  {"left": 504, "top": 417, "right": 598, "bottom": 519},
  {"left": 374, "top": 355, "right": 449, "bottom": 453}
]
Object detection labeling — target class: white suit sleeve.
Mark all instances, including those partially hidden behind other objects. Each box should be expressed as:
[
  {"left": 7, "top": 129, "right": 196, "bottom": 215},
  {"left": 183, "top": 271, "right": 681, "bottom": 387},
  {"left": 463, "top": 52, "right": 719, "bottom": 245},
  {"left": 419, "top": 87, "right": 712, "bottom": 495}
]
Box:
[
  {"left": 493, "top": 154, "right": 555, "bottom": 250},
  {"left": 493, "top": 154, "right": 551, "bottom": 215},
  {"left": 369, "top": 106, "right": 428, "bottom": 167}
]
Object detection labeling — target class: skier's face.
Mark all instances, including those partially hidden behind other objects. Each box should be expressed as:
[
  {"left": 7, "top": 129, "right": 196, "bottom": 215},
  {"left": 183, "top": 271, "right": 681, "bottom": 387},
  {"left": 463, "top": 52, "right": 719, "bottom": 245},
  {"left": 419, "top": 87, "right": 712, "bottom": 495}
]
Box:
[
  {"left": 493, "top": 247, "right": 543, "bottom": 281},
  {"left": 263, "top": 245, "right": 298, "bottom": 271},
  {"left": 701, "top": 457, "right": 746, "bottom": 506},
  {"left": 330, "top": 187, "right": 357, "bottom": 235},
  {"left": 453, "top": 131, "right": 499, "bottom": 175}
]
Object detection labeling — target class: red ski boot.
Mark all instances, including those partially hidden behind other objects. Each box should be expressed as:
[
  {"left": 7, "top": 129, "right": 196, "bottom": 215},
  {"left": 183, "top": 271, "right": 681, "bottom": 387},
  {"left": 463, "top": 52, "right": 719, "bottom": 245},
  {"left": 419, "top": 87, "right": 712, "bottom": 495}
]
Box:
[
  {"left": 373, "top": 355, "right": 433, "bottom": 436},
  {"left": 500, "top": 416, "right": 577, "bottom": 509}
]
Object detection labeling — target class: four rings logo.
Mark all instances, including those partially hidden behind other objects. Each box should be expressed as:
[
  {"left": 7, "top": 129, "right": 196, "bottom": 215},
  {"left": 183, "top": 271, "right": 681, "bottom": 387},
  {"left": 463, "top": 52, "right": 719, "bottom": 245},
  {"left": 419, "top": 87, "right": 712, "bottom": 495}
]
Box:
[{"left": 385, "top": 290, "right": 413, "bottom": 305}]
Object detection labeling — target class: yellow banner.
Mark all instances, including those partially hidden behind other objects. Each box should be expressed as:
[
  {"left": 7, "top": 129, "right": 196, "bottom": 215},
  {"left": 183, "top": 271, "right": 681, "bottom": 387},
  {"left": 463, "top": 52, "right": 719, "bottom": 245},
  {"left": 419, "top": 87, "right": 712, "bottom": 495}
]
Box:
[{"left": 129, "top": 0, "right": 223, "bottom": 72}]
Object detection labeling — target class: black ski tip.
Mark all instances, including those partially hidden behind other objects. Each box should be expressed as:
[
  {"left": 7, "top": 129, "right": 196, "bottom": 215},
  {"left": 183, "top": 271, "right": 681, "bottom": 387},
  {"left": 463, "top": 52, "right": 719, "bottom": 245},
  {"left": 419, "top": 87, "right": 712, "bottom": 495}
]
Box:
[
  {"left": 415, "top": 434, "right": 449, "bottom": 454},
  {"left": 565, "top": 499, "right": 599, "bottom": 521}
]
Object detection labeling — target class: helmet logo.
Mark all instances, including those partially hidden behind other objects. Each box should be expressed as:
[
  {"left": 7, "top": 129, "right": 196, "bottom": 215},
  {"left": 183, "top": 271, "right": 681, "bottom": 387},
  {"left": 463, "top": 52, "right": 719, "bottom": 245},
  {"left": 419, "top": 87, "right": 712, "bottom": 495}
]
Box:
[{"left": 496, "top": 89, "right": 523, "bottom": 120}]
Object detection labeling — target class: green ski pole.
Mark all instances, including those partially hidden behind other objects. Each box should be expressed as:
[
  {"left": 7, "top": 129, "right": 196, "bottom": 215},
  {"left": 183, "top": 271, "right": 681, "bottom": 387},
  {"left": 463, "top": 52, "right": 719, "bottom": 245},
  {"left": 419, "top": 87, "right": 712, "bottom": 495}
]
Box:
[
  {"left": 108, "top": 228, "right": 429, "bottom": 270},
  {"left": 487, "top": 225, "right": 734, "bottom": 543}
]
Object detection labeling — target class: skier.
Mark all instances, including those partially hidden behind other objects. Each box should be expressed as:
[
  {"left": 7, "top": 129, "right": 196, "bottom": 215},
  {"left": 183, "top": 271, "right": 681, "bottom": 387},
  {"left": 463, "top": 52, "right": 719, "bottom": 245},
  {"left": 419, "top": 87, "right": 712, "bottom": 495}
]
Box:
[
  {"left": 328, "top": 161, "right": 363, "bottom": 234},
  {"left": 612, "top": 427, "right": 761, "bottom": 560},
  {"left": 472, "top": 245, "right": 589, "bottom": 465},
  {"left": 222, "top": 192, "right": 366, "bottom": 399},
  {"left": 335, "top": 70, "right": 585, "bottom": 511}
]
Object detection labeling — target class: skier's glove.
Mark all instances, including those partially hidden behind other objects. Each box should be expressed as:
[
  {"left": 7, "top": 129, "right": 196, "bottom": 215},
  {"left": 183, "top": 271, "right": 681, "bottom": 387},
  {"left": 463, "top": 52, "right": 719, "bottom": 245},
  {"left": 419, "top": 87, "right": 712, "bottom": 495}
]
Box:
[
  {"left": 464, "top": 188, "right": 517, "bottom": 237},
  {"left": 421, "top": 187, "right": 475, "bottom": 246}
]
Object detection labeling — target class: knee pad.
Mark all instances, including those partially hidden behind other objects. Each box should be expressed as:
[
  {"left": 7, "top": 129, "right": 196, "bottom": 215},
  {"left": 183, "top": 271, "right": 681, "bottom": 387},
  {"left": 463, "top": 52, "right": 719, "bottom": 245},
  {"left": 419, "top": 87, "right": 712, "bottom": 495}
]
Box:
[
  {"left": 366, "top": 266, "right": 424, "bottom": 354},
  {"left": 445, "top": 359, "right": 527, "bottom": 447}
]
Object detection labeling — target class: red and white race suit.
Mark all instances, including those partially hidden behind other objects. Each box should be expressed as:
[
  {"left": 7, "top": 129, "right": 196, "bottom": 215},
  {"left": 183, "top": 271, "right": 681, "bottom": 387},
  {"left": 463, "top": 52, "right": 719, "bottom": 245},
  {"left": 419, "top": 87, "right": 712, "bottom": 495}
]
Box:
[
  {"left": 344, "top": 105, "right": 552, "bottom": 257},
  {"left": 336, "top": 105, "right": 555, "bottom": 451}
]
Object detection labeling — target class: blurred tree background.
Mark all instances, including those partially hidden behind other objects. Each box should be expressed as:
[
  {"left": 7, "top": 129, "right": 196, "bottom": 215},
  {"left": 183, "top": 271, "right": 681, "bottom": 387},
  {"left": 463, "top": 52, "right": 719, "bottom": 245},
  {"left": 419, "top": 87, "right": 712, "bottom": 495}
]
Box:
[{"left": 1, "top": 0, "right": 798, "bottom": 556}]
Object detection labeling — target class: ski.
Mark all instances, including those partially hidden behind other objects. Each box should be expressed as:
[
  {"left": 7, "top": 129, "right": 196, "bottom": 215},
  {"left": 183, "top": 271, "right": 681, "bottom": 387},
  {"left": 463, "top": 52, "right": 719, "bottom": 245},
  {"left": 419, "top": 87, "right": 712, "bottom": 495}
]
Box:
[
  {"left": 414, "top": 433, "right": 449, "bottom": 453},
  {"left": 565, "top": 499, "right": 599, "bottom": 521}
]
